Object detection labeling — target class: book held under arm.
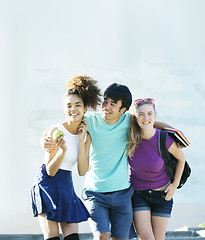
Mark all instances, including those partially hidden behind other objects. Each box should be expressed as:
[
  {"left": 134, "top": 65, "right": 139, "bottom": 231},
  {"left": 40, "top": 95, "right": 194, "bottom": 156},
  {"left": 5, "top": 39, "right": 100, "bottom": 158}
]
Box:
[{"left": 163, "top": 127, "right": 190, "bottom": 147}]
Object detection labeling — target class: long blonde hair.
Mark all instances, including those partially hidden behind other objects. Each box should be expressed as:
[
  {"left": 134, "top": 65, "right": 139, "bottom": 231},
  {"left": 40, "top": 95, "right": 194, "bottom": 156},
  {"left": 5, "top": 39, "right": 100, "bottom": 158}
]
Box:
[
  {"left": 127, "top": 101, "right": 156, "bottom": 158},
  {"left": 127, "top": 103, "right": 142, "bottom": 159}
]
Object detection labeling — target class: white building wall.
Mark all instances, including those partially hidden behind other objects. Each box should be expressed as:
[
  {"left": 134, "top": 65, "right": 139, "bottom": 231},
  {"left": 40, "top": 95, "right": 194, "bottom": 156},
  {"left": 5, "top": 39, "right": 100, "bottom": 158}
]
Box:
[{"left": 0, "top": 0, "right": 205, "bottom": 234}]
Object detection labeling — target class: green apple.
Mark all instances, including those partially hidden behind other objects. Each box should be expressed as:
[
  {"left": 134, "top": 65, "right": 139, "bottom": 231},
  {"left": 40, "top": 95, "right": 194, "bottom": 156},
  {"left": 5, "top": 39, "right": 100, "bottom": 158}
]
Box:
[{"left": 53, "top": 129, "right": 64, "bottom": 140}]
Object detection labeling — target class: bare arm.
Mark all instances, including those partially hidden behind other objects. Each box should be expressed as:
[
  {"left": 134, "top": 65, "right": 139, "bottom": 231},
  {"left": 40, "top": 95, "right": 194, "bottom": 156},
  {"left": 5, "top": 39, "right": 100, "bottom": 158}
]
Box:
[
  {"left": 40, "top": 127, "right": 57, "bottom": 153},
  {"left": 45, "top": 139, "right": 67, "bottom": 176},
  {"left": 43, "top": 127, "right": 67, "bottom": 177},
  {"left": 77, "top": 120, "right": 91, "bottom": 176},
  {"left": 153, "top": 121, "right": 174, "bottom": 130},
  {"left": 164, "top": 141, "right": 185, "bottom": 200}
]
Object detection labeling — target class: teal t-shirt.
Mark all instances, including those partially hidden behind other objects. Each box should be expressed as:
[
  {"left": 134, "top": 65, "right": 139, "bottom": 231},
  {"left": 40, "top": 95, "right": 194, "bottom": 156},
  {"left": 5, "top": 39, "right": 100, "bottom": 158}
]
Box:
[{"left": 84, "top": 112, "right": 130, "bottom": 192}]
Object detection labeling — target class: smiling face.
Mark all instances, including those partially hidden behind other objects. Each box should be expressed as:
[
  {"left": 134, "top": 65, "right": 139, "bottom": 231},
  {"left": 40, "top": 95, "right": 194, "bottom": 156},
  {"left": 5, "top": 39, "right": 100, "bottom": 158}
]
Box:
[
  {"left": 102, "top": 98, "right": 126, "bottom": 124},
  {"left": 135, "top": 103, "right": 156, "bottom": 130},
  {"left": 63, "top": 94, "right": 87, "bottom": 123}
]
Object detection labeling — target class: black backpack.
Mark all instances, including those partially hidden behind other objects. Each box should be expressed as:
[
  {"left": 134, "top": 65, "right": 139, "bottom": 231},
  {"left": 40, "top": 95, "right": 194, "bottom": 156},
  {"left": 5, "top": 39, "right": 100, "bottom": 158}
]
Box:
[{"left": 158, "top": 130, "right": 191, "bottom": 189}]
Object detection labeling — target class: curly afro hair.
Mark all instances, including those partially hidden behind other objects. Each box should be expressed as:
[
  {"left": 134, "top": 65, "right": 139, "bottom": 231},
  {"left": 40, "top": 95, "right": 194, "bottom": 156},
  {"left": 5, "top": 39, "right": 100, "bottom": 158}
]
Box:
[{"left": 65, "top": 74, "right": 102, "bottom": 110}]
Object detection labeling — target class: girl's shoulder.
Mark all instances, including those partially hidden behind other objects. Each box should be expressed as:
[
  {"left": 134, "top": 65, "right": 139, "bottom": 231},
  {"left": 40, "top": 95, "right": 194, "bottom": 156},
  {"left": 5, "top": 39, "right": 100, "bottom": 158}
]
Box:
[{"left": 155, "top": 128, "right": 174, "bottom": 149}]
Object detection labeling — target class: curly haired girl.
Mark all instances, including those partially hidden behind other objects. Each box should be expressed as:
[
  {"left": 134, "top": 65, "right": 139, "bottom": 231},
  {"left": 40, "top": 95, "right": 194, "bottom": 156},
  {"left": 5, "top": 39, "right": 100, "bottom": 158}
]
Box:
[{"left": 31, "top": 74, "right": 101, "bottom": 240}]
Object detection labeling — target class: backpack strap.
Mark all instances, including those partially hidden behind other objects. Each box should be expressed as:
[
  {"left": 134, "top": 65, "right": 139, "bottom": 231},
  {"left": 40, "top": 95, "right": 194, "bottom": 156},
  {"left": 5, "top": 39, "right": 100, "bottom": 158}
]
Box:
[
  {"left": 158, "top": 130, "right": 169, "bottom": 165},
  {"left": 158, "top": 130, "right": 174, "bottom": 180}
]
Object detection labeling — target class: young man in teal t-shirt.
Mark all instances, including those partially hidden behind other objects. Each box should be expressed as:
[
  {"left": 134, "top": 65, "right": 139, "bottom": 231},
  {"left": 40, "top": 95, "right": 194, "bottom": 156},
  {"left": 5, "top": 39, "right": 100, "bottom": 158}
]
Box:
[{"left": 82, "top": 83, "right": 134, "bottom": 240}]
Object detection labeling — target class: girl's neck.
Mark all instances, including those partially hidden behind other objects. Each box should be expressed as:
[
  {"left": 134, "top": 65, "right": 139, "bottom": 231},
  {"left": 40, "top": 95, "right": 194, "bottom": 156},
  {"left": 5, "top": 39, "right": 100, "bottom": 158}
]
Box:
[
  {"left": 63, "top": 121, "right": 80, "bottom": 135},
  {"left": 140, "top": 128, "right": 156, "bottom": 140}
]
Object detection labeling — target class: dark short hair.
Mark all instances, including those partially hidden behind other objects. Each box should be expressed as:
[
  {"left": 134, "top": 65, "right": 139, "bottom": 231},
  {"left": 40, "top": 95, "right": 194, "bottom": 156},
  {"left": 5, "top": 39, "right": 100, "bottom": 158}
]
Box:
[{"left": 103, "top": 83, "right": 132, "bottom": 111}]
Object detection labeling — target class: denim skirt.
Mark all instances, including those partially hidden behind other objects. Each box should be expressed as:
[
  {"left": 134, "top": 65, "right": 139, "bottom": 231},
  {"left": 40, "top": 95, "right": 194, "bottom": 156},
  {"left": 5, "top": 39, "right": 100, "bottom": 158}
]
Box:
[{"left": 31, "top": 164, "right": 90, "bottom": 223}]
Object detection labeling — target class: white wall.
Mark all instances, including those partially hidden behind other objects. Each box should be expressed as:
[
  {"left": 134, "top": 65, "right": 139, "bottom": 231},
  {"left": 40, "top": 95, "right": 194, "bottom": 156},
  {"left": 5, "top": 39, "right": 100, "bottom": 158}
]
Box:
[{"left": 1, "top": 0, "right": 205, "bottom": 234}]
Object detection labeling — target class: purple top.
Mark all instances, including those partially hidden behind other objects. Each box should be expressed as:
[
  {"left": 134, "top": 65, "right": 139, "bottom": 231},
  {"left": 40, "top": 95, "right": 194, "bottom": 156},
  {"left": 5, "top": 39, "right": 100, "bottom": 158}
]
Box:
[{"left": 128, "top": 129, "right": 174, "bottom": 190}]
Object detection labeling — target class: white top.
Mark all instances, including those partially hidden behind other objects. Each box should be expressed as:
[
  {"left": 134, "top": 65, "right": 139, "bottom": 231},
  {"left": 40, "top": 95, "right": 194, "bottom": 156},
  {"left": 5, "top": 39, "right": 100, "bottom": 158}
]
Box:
[{"left": 44, "top": 123, "right": 79, "bottom": 171}]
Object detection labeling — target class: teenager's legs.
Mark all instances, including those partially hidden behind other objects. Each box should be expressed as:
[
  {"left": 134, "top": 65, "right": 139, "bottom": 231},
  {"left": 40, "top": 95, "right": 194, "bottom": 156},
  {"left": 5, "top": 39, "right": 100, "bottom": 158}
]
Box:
[
  {"left": 94, "top": 232, "right": 110, "bottom": 240},
  {"left": 149, "top": 191, "right": 172, "bottom": 240},
  {"left": 82, "top": 187, "right": 133, "bottom": 240},
  {"left": 82, "top": 190, "right": 110, "bottom": 240},
  {"left": 109, "top": 186, "right": 134, "bottom": 240},
  {"left": 60, "top": 222, "right": 79, "bottom": 239},
  {"left": 111, "top": 237, "right": 124, "bottom": 240},
  {"left": 110, "top": 202, "right": 133, "bottom": 240},
  {"left": 46, "top": 238, "right": 60, "bottom": 240},
  {"left": 38, "top": 213, "right": 59, "bottom": 239},
  {"left": 133, "top": 211, "right": 155, "bottom": 240},
  {"left": 151, "top": 216, "right": 169, "bottom": 240}
]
